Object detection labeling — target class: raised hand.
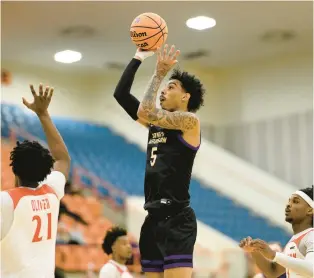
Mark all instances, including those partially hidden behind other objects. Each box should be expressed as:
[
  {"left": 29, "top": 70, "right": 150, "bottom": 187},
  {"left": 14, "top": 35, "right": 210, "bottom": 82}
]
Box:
[
  {"left": 155, "top": 44, "right": 180, "bottom": 77},
  {"left": 239, "top": 236, "right": 255, "bottom": 253},
  {"left": 23, "top": 84, "right": 54, "bottom": 116},
  {"left": 251, "top": 239, "right": 276, "bottom": 260}
]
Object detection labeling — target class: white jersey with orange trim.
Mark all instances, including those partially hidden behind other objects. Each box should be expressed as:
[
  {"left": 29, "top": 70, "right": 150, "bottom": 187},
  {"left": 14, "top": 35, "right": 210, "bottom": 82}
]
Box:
[
  {"left": 0, "top": 171, "right": 66, "bottom": 278},
  {"left": 99, "top": 260, "right": 133, "bottom": 278},
  {"left": 283, "top": 228, "right": 314, "bottom": 278}
]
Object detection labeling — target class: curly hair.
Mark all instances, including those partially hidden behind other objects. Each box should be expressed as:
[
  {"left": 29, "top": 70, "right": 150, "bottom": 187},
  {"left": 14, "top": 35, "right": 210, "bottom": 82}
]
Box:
[
  {"left": 102, "top": 226, "right": 127, "bottom": 255},
  {"left": 169, "top": 69, "right": 205, "bottom": 112},
  {"left": 10, "top": 140, "right": 54, "bottom": 187}
]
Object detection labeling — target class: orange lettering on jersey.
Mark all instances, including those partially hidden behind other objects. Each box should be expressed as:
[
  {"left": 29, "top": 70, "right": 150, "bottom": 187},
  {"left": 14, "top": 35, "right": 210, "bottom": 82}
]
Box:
[
  {"left": 288, "top": 253, "right": 296, "bottom": 258},
  {"left": 46, "top": 199, "right": 50, "bottom": 209},
  {"left": 31, "top": 198, "right": 51, "bottom": 212}
]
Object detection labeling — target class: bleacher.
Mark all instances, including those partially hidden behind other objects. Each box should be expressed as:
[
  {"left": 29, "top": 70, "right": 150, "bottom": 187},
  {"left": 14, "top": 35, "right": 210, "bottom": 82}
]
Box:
[{"left": 1, "top": 103, "right": 291, "bottom": 247}]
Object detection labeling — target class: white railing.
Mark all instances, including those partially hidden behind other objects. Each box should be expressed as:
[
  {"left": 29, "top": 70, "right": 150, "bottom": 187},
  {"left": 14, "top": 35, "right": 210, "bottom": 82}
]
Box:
[{"left": 202, "top": 110, "right": 313, "bottom": 187}]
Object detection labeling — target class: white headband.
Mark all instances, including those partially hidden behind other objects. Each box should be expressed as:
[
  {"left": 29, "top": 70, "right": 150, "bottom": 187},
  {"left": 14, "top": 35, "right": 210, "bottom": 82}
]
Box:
[{"left": 294, "top": 191, "right": 314, "bottom": 208}]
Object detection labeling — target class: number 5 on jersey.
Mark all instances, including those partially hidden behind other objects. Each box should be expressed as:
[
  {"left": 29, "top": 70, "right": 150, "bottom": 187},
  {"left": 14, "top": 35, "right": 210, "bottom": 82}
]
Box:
[
  {"left": 32, "top": 213, "right": 52, "bottom": 242},
  {"left": 150, "top": 147, "right": 158, "bottom": 167}
]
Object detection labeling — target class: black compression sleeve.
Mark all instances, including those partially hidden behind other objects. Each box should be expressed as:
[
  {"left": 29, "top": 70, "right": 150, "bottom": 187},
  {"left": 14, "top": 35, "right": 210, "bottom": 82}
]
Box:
[{"left": 113, "top": 58, "right": 142, "bottom": 121}]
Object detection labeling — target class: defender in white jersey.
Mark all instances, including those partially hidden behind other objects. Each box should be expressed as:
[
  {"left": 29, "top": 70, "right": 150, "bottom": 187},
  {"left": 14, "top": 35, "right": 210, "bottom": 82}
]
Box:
[
  {"left": 240, "top": 186, "right": 314, "bottom": 278},
  {"left": 99, "top": 226, "right": 133, "bottom": 278},
  {"left": 0, "top": 84, "right": 71, "bottom": 278}
]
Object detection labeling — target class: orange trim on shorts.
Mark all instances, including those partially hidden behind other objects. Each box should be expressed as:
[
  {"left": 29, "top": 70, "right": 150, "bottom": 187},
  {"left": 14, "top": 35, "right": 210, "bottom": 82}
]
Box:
[{"left": 6, "top": 185, "right": 57, "bottom": 209}]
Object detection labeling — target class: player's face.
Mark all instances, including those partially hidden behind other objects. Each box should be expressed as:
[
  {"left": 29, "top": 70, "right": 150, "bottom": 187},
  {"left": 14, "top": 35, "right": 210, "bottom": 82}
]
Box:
[
  {"left": 113, "top": 235, "right": 132, "bottom": 260},
  {"left": 285, "top": 194, "right": 312, "bottom": 224},
  {"left": 160, "top": 80, "right": 189, "bottom": 112}
]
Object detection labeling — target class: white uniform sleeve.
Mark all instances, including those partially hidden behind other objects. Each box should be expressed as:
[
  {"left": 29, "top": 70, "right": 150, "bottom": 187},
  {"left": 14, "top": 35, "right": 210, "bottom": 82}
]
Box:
[
  {"left": 0, "top": 192, "right": 14, "bottom": 240},
  {"left": 41, "top": 171, "right": 66, "bottom": 200},
  {"left": 99, "top": 264, "right": 116, "bottom": 278},
  {"left": 274, "top": 251, "right": 314, "bottom": 277}
]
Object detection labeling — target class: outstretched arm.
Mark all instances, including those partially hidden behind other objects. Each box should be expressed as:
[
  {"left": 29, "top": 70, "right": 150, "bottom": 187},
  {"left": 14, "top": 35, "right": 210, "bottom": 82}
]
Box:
[
  {"left": 113, "top": 58, "right": 142, "bottom": 121},
  {"left": 24, "top": 85, "right": 71, "bottom": 180},
  {"left": 137, "top": 45, "right": 199, "bottom": 132},
  {"left": 113, "top": 50, "right": 154, "bottom": 127}
]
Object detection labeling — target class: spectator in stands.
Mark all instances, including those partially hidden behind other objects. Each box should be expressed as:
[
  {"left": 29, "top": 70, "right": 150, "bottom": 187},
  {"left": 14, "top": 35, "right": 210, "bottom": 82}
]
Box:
[
  {"left": 99, "top": 226, "right": 133, "bottom": 277},
  {"left": 58, "top": 199, "right": 88, "bottom": 225}
]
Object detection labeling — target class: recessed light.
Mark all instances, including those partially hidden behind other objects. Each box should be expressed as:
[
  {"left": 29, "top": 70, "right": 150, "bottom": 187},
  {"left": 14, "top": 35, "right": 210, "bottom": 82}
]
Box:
[
  {"left": 186, "top": 16, "right": 216, "bottom": 31},
  {"left": 54, "top": 50, "right": 82, "bottom": 64}
]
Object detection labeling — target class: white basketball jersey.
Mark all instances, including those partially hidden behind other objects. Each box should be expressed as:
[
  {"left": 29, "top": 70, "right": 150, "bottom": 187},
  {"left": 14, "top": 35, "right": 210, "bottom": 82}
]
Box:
[
  {"left": 99, "top": 260, "right": 133, "bottom": 278},
  {"left": 283, "top": 228, "right": 314, "bottom": 278},
  {"left": 1, "top": 171, "right": 66, "bottom": 278}
]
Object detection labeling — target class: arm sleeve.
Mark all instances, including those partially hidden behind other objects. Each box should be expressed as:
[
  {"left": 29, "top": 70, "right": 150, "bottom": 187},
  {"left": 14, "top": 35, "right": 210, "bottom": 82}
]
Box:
[
  {"left": 274, "top": 251, "right": 314, "bottom": 277},
  {"left": 113, "top": 58, "right": 142, "bottom": 121}
]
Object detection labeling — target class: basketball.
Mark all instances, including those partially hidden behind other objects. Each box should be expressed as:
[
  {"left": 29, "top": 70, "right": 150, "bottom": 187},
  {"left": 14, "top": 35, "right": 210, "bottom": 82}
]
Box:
[{"left": 130, "top": 12, "right": 168, "bottom": 51}]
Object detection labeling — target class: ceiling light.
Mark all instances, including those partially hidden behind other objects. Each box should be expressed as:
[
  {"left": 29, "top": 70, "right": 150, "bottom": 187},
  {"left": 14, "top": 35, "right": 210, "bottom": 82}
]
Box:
[
  {"left": 54, "top": 50, "right": 82, "bottom": 64},
  {"left": 186, "top": 16, "right": 216, "bottom": 31}
]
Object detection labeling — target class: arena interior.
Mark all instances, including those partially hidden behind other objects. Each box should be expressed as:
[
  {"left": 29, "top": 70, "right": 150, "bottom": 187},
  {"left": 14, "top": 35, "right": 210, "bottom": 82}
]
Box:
[{"left": 1, "top": 1, "right": 313, "bottom": 277}]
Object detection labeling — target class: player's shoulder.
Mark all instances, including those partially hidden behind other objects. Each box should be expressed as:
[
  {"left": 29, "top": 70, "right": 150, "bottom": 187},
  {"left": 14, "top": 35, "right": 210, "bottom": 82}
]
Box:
[
  {"left": 99, "top": 262, "right": 117, "bottom": 273},
  {"left": 180, "top": 111, "right": 201, "bottom": 133},
  {"left": 43, "top": 171, "right": 66, "bottom": 184},
  {"left": 302, "top": 229, "right": 314, "bottom": 242},
  {"left": 41, "top": 171, "right": 67, "bottom": 200}
]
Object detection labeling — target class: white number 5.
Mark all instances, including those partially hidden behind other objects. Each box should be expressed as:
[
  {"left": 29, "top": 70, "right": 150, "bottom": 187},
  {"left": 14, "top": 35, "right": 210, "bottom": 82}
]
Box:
[{"left": 150, "top": 147, "right": 158, "bottom": 166}]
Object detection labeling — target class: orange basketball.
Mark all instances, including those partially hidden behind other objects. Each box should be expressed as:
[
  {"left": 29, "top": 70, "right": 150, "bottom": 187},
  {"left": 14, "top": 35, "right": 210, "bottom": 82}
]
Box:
[{"left": 130, "top": 12, "right": 168, "bottom": 51}]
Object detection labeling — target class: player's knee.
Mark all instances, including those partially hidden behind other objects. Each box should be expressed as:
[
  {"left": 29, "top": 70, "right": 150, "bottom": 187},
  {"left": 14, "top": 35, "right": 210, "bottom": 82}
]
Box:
[{"left": 164, "top": 267, "right": 193, "bottom": 278}]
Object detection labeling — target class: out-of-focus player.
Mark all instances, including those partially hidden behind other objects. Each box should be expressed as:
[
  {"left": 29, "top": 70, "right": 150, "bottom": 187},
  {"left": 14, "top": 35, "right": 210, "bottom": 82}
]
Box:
[
  {"left": 240, "top": 186, "right": 314, "bottom": 278},
  {"left": 0, "top": 84, "right": 71, "bottom": 277},
  {"left": 113, "top": 45, "right": 205, "bottom": 278},
  {"left": 99, "top": 226, "right": 133, "bottom": 278}
]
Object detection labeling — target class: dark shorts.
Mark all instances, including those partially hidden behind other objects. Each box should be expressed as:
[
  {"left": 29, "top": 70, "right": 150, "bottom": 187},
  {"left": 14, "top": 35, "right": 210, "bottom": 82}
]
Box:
[{"left": 139, "top": 206, "right": 197, "bottom": 272}]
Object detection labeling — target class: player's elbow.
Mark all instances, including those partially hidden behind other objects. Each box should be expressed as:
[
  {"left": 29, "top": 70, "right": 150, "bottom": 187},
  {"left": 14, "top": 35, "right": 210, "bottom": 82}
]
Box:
[
  {"left": 137, "top": 106, "right": 148, "bottom": 120},
  {"left": 113, "top": 92, "right": 122, "bottom": 103}
]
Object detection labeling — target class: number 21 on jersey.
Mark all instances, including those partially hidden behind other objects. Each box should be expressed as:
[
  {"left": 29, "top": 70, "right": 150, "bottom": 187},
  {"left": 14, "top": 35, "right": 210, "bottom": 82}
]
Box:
[
  {"left": 32, "top": 213, "right": 52, "bottom": 242},
  {"left": 150, "top": 147, "right": 158, "bottom": 166}
]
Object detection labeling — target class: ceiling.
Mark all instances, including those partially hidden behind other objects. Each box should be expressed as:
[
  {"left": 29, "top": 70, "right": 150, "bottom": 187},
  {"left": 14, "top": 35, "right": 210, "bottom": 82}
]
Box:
[{"left": 2, "top": 1, "right": 313, "bottom": 73}]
